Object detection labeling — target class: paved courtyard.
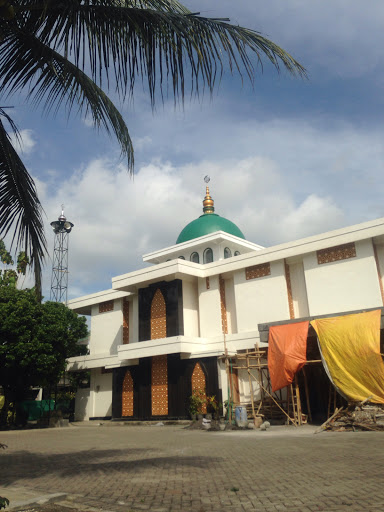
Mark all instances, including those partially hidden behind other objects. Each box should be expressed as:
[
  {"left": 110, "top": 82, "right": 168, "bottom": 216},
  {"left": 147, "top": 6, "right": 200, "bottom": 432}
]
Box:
[{"left": 0, "top": 423, "right": 383, "bottom": 512}]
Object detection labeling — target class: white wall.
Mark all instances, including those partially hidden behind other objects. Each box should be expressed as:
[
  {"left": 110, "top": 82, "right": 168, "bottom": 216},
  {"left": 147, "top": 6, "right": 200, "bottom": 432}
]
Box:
[
  {"left": 182, "top": 280, "right": 199, "bottom": 337},
  {"left": 74, "top": 388, "right": 90, "bottom": 421},
  {"left": 218, "top": 359, "right": 228, "bottom": 403},
  {"left": 90, "top": 299, "right": 123, "bottom": 355},
  {"left": 198, "top": 276, "right": 222, "bottom": 337},
  {"left": 131, "top": 295, "right": 139, "bottom": 343},
  {"left": 289, "top": 261, "right": 309, "bottom": 318},
  {"left": 90, "top": 369, "right": 113, "bottom": 418},
  {"left": 373, "top": 242, "right": 384, "bottom": 303},
  {"left": 163, "top": 241, "right": 247, "bottom": 264},
  {"left": 304, "top": 239, "right": 383, "bottom": 316},
  {"left": 224, "top": 277, "right": 237, "bottom": 334},
  {"left": 233, "top": 261, "right": 291, "bottom": 332},
  {"left": 237, "top": 368, "right": 262, "bottom": 403}
]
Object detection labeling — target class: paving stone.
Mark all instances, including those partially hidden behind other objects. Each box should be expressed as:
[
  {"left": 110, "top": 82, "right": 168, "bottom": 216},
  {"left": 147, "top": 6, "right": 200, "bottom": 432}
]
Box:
[{"left": 0, "top": 425, "right": 383, "bottom": 511}]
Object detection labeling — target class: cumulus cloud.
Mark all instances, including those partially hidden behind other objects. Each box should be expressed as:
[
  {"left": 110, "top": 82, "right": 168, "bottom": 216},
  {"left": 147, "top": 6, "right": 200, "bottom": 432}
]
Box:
[
  {"left": 39, "top": 146, "right": 347, "bottom": 299},
  {"left": 29, "top": 102, "right": 384, "bottom": 301},
  {"left": 18, "top": 0, "right": 384, "bottom": 301},
  {"left": 9, "top": 129, "right": 36, "bottom": 155},
  {"left": 82, "top": 116, "right": 94, "bottom": 128}
]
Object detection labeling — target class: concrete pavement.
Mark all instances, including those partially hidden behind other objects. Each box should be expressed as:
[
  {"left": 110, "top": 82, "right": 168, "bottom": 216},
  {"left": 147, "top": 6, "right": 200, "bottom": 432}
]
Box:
[{"left": 0, "top": 423, "right": 383, "bottom": 511}]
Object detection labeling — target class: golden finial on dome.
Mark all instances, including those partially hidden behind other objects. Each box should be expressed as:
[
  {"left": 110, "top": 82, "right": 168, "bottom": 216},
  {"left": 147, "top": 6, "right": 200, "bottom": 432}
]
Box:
[{"left": 203, "top": 176, "right": 214, "bottom": 214}]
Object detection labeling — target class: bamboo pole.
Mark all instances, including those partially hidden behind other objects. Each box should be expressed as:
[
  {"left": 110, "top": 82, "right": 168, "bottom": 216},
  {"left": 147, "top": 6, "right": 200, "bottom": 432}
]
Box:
[
  {"left": 249, "top": 370, "right": 297, "bottom": 426},
  {"left": 255, "top": 342, "right": 264, "bottom": 407},
  {"left": 246, "top": 351, "right": 256, "bottom": 422},
  {"left": 222, "top": 328, "right": 233, "bottom": 423},
  {"left": 327, "top": 382, "right": 332, "bottom": 419},
  {"left": 302, "top": 367, "right": 312, "bottom": 423},
  {"left": 294, "top": 376, "right": 302, "bottom": 426},
  {"left": 290, "top": 384, "right": 297, "bottom": 424},
  {"left": 315, "top": 407, "right": 344, "bottom": 434}
]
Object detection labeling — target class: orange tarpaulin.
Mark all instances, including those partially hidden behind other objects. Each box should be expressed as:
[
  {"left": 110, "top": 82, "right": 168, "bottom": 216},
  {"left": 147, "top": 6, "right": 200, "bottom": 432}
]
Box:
[
  {"left": 311, "top": 310, "right": 384, "bottom": 404},
  {"left": 268, "top": 321, "right": 309, "bottom": 392}
]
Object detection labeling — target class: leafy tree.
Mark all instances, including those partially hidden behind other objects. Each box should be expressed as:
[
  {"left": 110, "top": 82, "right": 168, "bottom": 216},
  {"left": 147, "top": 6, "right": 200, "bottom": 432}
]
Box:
[
  {"left": 0, "top": 0, "right": 306, "bottom": 296},
  {"left": 0, "top": 239, "right": 29, "bottom": 288},
  {"left": 0, "top": 286, "right": 88, "bottom": 426}
]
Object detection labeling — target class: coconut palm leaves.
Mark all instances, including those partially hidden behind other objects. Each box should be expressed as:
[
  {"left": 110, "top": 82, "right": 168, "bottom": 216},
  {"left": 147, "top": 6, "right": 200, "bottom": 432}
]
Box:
[
  {"left": 0, "top": 0, "right": 306, "bottom": 295},
  {"left": 0, "top": 109, "right": 46, "bottom": 297}
]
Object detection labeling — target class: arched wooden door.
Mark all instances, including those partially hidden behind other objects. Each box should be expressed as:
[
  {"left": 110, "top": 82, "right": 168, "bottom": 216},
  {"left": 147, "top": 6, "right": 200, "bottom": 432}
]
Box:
[
  {"left": 191, "top": 362, "right": 207, "bottom": 414},
  {"left": 122, "top": 369, "right": 134, "bottom": 417},
  {"left": 150, "top": 289, "right": 168, "bottom": 416}
]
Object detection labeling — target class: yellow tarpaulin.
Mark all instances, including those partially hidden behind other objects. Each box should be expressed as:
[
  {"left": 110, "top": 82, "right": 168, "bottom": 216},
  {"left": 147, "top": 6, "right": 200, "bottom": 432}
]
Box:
[{"left": 311, "top": 310, "right": 384, "bottom": 404}]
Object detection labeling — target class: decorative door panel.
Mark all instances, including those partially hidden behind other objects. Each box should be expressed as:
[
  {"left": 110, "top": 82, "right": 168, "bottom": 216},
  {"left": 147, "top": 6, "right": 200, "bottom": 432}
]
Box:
[
  {"left": 151, "top": 355, "right": 168, "bottom": 416},
  {"left": 150, "top": 289, "right": 166, "bottom": 340},
  {"left": 191, "top": 362, "right": 207, "bottom": 414},
  {"left": 122, "top": 370, "right": 134, "bottom": 416}
]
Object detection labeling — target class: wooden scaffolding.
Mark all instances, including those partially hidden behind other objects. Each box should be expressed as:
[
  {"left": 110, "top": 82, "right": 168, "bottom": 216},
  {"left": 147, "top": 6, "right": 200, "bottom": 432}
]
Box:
[{"left": 227, "top": 344, "right": 328, "bottom": 426}]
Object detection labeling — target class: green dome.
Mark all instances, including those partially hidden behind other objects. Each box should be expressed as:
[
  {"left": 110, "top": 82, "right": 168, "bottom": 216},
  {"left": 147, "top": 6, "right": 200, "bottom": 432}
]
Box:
[
  {"left": 176, "top": 184, "right": 245, "bottom": 244},
  {"left": 176, "top": 213, "right": 245, "bottom": 244}
]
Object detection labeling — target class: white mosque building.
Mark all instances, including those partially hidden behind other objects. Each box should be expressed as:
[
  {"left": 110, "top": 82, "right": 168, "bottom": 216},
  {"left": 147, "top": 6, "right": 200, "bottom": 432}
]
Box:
[{"left": 67, "top": 185, "right": 384, "bottom": 421}]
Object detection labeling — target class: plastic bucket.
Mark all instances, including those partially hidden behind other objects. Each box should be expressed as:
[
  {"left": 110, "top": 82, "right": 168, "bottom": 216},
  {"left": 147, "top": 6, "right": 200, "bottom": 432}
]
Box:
[{"left": 235, "top": 406, "right": 248, "bottom": 428}]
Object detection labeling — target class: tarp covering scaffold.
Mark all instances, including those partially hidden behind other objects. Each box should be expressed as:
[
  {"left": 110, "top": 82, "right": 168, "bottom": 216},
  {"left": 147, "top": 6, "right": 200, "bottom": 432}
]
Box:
[
  {"left": 268, "top": 321, "right": 309, "bottom": 392},
  {"left": 311, "top": 309, "right": 384, "bottom": 404}
]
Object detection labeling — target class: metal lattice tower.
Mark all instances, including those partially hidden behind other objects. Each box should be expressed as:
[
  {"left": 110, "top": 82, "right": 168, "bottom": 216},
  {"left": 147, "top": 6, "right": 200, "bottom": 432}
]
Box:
[{"left": 50, "top": 206, "right": 74, "bottom": 304}]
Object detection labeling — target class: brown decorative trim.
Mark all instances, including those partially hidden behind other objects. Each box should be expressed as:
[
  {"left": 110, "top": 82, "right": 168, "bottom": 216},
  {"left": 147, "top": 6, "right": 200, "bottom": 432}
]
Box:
[
  {"left": 219, "top": 275, "right": 228, "bottom": 334},
  {"left": 123, "top": 299, "right": 129, "bottom": 344},
  {"left": 122, "top": 370, "right": 134, "bottom": 416},
  {"left": 99, "top": 300, "right": 114, "bottom": 313},
  {"left": 150, "top": 289, "right": 166, "bottom": 340},
  {"left": 317, "top": 242, "right": 356, "bottom": 265},
  {"left": 373, "top": 245, "right": 384, "bottom": 306},
  {"left": 245, "top": 262, "right": 271, "bottom": 280},
  {"left": 151, "top": 355, "right": 168, "bottom": 416},
  {"left": 191, "top": 363, "right": 207, "bottom": 414},
  {"left": 206, "top": 277, "right": 210, "bottom": 290},
  {"left": 284, "top": 261, "right": 295, "bottom": 320}
]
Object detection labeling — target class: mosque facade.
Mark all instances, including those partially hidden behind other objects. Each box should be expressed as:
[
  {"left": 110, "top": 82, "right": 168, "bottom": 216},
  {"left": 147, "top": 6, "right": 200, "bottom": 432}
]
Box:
[{"left": 67, "top": 186, "right": 384, "bottom": 421}]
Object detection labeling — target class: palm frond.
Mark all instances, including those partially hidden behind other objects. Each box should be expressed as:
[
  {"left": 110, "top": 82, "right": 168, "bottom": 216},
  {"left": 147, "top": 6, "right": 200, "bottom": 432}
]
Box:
[
  {"left": 0, "top": 30, "right": 134, "bottom": 170},
  {"left": 0, "top": 114, "right": 47, "bottom": 296},
  {"left": 0, "top": 0, "right": 306, "bottom": 295},
  {"left": 10, "top": 1, "right": 306, "bottom": 107},
  {"left": 0, "top": 107, "right": 22, "bottom": 147}
]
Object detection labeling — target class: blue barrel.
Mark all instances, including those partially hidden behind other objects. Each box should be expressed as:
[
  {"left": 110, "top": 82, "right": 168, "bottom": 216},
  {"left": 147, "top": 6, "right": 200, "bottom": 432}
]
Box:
[{"left": 235, "top": 406, "right": 248, "bottom": 427}]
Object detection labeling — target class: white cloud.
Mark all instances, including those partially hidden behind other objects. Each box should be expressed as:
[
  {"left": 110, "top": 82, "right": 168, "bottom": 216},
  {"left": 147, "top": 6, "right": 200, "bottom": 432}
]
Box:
[
  {"left": 28, "top": 104, "right": 384, "bottom": 300},
  {"left": 133, "top": 135, "right": 152, "bottom": 151},
  {"left": 39, "top": 148, "right": 348, "bottom": 299},
  {"left": 13, "top": 0, "right": 384, "bottom": 301},
  {"left": 9, "top": 129, "right": 36, "bottom": 155},
  {"left": 82, "top": 116, "right": 94, "bottom": 128}
]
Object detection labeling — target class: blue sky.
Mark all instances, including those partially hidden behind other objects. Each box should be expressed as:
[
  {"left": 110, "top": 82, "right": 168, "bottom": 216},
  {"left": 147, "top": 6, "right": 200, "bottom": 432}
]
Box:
[{"left": 10, "top": 0, "right": 384, "bottom": 299}]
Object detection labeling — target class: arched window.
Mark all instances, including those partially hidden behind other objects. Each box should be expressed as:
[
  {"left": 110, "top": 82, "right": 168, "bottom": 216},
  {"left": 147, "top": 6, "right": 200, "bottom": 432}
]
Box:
[
  {"left": 190, "top": 252, "right": 199, "bottom": 263},
  {"left": 203, "top": 248, "right": 213, "bottom": 264},
  {"left": 224, "top": 247, "right": 232, "bottom": 259},
  {"left": 178, "top": 256, "right": 185, "bottom": 260},
  {"left": 234, "top": 251, "right": 240, "bottom": 256}
]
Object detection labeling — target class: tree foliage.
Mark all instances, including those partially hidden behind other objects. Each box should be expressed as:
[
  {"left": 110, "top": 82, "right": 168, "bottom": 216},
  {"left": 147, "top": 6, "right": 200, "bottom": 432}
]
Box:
[
  {"left": 0, "top": 239, "right": 29, "bottom": 287},
  {"left": 0, "top": 0, "right": 306, "bottom": 294},
  {"left": 0, "top": 286, "right": 88, "bottom": 425}
]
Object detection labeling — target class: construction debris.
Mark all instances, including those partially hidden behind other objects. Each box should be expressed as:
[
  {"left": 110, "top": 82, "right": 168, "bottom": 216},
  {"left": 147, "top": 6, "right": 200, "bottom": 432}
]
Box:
[{"left": 315, "top": 401, "right": 384, "bottom": 433}]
